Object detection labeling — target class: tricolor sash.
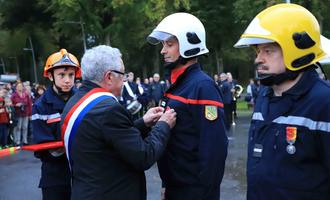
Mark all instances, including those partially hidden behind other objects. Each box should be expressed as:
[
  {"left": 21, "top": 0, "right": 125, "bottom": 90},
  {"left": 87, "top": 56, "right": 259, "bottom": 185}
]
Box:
[{"left": 61, "top": 88, "right": 117, "bottom": 168}]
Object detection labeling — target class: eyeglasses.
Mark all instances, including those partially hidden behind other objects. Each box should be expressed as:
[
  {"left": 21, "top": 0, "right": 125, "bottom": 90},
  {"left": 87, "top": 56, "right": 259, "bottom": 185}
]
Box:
[{"left": 110, "top": 70, "right": 129, "bottom": 79}]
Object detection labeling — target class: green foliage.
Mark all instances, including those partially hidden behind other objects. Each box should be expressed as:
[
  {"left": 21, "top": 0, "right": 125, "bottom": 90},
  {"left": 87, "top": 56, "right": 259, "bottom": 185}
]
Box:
[
  {"left": 233, "top": 0, "right": 282, "bottom": 27},
  {"left": 0, "top": 0, "right": 330, "bottom": 83}
]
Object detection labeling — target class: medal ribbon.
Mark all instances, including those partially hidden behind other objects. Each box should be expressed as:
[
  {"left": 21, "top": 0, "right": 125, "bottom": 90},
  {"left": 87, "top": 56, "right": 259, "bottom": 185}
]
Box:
[{"left": 286, "top": 126, "right": 297, "bottom": 144}]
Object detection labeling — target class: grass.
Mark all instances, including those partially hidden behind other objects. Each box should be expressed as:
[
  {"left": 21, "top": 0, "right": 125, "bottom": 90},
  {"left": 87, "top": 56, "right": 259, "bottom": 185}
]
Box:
[
  {"left": 237, "top": 100, "right": 248, "bottom": 110},
  {"left": 236, "top": 99, "right": 253, "bottom": 116}
]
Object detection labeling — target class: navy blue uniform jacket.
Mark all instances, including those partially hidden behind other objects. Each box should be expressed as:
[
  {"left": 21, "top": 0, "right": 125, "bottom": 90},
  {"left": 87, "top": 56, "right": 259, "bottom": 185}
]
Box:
[
  {"left": 61, "top": 80, "right": 171, "bottom": 200},
  {"left": 219, "top": 80, "right": 233, "bottom": 104},
  {"left": 122, "top": 81, "right": 140, "bottom": 106},
  {"left": 248, "top": 68, "right": 330, "bottom": 200},
  {"left": 150, "top": 82, "right": 165, "bottom": 104},
  {"left": 158, "top": 63, "right": 228, "bottom": 190},
  {"left": 32, "top": 87, "right": 71, "bottom": 188}
]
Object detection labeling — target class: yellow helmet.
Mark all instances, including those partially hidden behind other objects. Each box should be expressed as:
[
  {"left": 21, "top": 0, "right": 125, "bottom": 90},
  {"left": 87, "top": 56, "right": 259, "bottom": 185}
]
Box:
[
  {"left": 44, "top": 49, "right": 81, "bottom": 78},
  {"left": 234, "top": 3, "right": 326, "bottom": 71}
]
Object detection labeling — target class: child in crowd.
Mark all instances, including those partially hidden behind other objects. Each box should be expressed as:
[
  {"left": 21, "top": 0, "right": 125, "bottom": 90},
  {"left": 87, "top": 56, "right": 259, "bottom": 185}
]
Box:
[{"left": 0, "top": 97, "right": 10, "bottom": 149}]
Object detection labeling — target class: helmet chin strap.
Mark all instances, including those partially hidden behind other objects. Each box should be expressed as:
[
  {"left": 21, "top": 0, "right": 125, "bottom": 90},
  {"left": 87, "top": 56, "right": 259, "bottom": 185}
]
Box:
[
  {"left": 256, "top": 70, "right": 300, "bottom": 86},
  {"left": 163, "top": 56, "right": 188, "bottom": 70},
  {"left": 52, "top": 83, "right": 74, "bottom": 102},
  {"left": 254, "top": 62, "right": 309, "bottom": 86},
  {"left": 257, "top": 63, "right": 319, "bottom": 86},
  {"left": 163, "top": 56, "right": 191, "bottom": 82}
]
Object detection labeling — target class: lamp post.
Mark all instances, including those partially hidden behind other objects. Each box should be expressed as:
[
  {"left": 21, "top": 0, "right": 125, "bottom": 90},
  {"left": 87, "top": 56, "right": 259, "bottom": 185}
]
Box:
[
  {"left": 64, "top": 17, "right": 87, "bottom": 52},
  {"left": 23, "top": 36, "right": 38, "bottom": 83},
  {"left": 0, "top": 58, "right": 5, "bottom": 74}
]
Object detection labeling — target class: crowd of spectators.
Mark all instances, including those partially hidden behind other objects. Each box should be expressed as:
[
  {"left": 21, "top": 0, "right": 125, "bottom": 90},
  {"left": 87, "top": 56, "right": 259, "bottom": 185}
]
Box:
[
  {"left": 121, "top": 72, "right": 170, "bottom": 117},
  {"left": 0, "top": 81, "right": 46, "bottom": 148}
]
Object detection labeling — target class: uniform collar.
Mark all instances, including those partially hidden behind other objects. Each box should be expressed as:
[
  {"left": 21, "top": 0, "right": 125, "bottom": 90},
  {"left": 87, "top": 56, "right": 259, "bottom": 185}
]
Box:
[
  {"left": 44, "top": 86, "right": 70, "bottom": 109},
  {"left": 170, "top": 66, "right": 189, "bottom": 84},
  {"left": 263, "top": 68, "right": 318, "bottom": 99},
  {"left": 80, "top": 80, "right": 102, "bottom": 91},
  {"left": 170, "top": 63, "right": 200, "bottom": 84},
  {"left": 282, "top": 68, "right": 318, "bottom": 99}
]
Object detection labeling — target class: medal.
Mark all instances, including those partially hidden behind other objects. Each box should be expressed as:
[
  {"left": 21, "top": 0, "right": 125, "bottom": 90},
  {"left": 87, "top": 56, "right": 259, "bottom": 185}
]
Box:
[
  {"left": 286, "top": 127, "right": 297, "bottom": 154},
  {"left": 286, "top": 144, "right": 296, "bottom": 154}
]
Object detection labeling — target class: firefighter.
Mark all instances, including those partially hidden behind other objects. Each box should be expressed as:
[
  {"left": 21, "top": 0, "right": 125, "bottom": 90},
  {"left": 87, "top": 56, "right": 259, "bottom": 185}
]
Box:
[
  {"left": 32, "top": 49, "right": 81, "bottom": 200},
  {"left": 147, "top": 12, "right": 228, "bottom": 199},
  {"left": 234, "top": 3, "right": 330, "bottom": 199}
]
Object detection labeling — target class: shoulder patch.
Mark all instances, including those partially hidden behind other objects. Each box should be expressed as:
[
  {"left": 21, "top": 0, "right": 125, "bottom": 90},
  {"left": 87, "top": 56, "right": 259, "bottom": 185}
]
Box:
[{"left": 205, "top": 105, "right": 218, "bottom": 121}]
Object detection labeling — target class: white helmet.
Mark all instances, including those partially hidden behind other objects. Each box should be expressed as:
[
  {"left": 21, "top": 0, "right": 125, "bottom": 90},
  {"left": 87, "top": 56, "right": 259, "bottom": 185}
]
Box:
[{"left": 147, "top": 12, "right": 209, "bottom": 58}]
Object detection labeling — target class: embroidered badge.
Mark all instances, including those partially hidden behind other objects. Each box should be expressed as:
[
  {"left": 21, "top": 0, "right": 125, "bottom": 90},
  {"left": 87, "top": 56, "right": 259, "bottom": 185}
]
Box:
[{"left": 205, "top": 105, "right": 218, "bottom": 121}]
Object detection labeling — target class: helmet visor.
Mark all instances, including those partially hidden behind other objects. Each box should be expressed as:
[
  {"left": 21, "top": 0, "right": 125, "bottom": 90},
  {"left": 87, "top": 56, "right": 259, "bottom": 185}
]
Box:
[
  {"left": 234, "top": 37, "right": 275, "bottom": 48},
  {"left": 147, "top": 31, "right": 174, "bottom": 45},
  {"left": 320, "top": 35, "right": 330, "bottom": 64},
  {"left": 52, "top": 54, "right": 79, "bottom": 68}
]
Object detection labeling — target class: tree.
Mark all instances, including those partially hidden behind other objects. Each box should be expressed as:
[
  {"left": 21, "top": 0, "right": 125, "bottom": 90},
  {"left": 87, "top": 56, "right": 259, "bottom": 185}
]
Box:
[
  {"left": 1, "top": 0, "right": 329, "bottom": 82},
  {"left": 0, "top": 0, "right": 57, "bottom": 82}
]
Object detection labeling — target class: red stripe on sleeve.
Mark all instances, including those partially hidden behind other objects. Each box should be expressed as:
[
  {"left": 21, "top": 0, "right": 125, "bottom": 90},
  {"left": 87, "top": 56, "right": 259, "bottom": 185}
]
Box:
[
  {"left": 47, "top": 117, "right": 61, "bottom": 124},
  {"left": 165, "top": 93, "right": 224, "bottom": 108}
]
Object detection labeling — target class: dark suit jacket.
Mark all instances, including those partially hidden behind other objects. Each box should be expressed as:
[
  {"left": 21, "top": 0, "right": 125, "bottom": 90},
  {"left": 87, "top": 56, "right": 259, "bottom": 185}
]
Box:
[
  {"left": 122, "top": 81, "right": 140, "bottom": 106},
  {"left": 61, "top": 80, "right": 171, "bottom": 200}
]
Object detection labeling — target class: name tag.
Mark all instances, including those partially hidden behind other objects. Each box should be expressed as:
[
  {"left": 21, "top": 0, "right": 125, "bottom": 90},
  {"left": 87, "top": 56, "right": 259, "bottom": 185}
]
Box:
[{"left": 253, "top": 144, "right": 263, "bottom": 157}]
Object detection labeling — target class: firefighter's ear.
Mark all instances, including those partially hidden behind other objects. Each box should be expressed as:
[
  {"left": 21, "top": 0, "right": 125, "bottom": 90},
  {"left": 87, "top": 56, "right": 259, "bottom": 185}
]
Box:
[{"left": 48, "top": 73, "right": 53, "bottom": 81}]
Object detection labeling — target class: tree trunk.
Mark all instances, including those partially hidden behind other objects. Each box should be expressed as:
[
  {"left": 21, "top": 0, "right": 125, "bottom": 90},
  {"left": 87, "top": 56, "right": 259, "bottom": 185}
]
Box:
[
  {"left": 142, "top": 65, "right": 147, "bottom": 79},
  {"left": 215, "top": 49, "right": 223, "bottom": 74},
  {"left": 105, "top": 33, "right": 111, "bottom": 45}
]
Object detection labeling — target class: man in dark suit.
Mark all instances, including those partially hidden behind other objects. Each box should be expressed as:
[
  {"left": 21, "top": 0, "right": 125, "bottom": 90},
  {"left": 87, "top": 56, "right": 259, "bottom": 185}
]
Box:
[
  {"left": 61, "top": 45, "right": 176, "bottom": 200},
  {"left": 149, "top": 73, "right": 165, "bottom": 106},
  {"left": 219, "top": 72, "right": 233, "bottom": 131},
  {"left": 121, "top": 72, "right": 141, "bottom": 119}
]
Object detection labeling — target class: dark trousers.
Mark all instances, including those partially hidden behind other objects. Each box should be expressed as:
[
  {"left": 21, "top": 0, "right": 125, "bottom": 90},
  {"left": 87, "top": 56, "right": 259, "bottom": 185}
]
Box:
[
  {"left": 42, "top": 186, "right": 71, "bottom": 200},
  {"left": 231, "top": 100, "right": 237, "bottom": 117},
  {"left": 0, "top": 124, "right": 8, "bottom": 146},
  {"left": 165, "top": 185, "right": 220, "bottom": 200},
  {"left": 224, "top": 104, "right": 232, "bottom": 131}
]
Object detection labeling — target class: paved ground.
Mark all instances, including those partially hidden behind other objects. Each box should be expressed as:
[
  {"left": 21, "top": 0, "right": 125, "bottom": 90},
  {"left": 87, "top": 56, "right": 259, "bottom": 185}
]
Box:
[{"left": 0, "top": 112, "right": 251, "bottom": 200}]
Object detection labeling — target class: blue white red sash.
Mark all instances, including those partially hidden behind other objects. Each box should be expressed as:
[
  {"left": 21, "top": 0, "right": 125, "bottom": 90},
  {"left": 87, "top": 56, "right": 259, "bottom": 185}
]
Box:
[{"left": 61, "top": 88, "right": 117, "bottom": 168}]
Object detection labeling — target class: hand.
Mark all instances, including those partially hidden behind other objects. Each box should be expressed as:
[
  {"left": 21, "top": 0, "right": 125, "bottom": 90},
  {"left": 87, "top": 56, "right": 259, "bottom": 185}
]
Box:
[
  {"left": 143, "top": 107, "right": 164, "bottom": 127},
  {"left": 158, "top": 109, "right": 176, "bottom": 129},
  {"left": 49, "top": 147, "right": 65, "bottom": 157}
]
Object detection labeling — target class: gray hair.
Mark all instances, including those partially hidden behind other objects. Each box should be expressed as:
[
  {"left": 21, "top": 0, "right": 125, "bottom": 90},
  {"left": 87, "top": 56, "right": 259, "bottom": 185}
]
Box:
[
  {"left": 153, "top": 73, "right": 160, "bottom": 78},
  {"left": 81, "top": 45, "right": 122, "bottom": 82}
]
